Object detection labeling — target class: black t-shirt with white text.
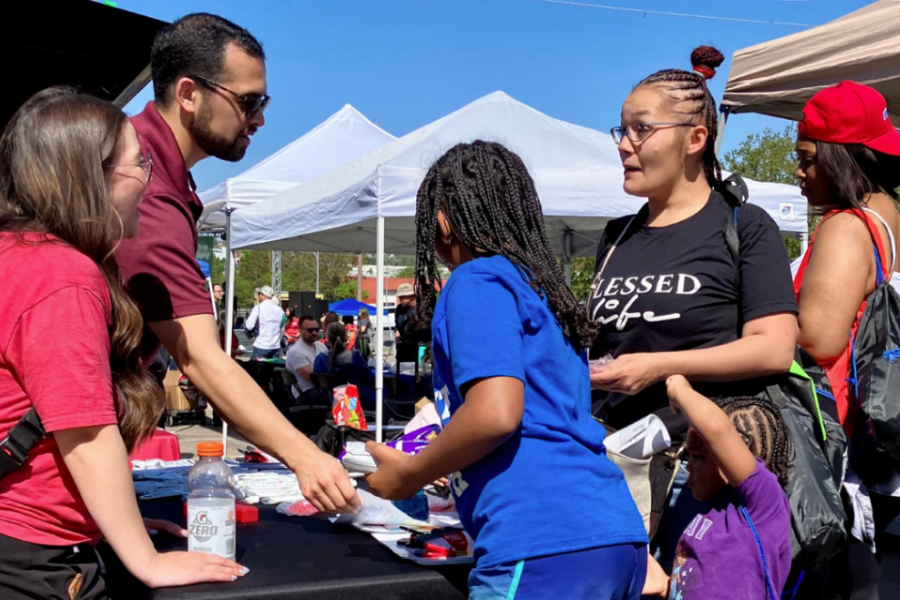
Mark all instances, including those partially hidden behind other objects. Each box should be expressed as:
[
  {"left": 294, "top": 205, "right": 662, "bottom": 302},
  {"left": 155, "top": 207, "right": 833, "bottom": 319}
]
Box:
[{"left": 588, "top": 192, "right": 797, "bottom": 436}]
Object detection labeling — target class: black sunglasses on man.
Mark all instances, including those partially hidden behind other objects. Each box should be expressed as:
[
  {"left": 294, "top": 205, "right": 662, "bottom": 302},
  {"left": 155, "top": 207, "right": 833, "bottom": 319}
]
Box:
[{"left": 190, "top": 74, "right": 271, "bottom": 119}]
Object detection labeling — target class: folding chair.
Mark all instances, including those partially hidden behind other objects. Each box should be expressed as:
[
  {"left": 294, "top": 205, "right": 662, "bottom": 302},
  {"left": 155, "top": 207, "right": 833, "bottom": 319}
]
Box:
[{"left": 276, "top": 368, "right": 330, "bottom": 435}]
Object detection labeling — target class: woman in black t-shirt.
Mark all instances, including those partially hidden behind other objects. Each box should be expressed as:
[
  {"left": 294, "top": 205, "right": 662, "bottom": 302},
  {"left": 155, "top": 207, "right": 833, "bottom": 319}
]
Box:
[{"left": 588, "top": 46, "right": 798, "bottom": 440}]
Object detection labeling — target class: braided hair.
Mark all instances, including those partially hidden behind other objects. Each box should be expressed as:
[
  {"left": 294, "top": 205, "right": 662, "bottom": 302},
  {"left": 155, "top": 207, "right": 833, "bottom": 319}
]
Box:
[
  {"left": 414, "top": 141, "right": 598, "bottom": 351},
  {"left": 636, "top": 46, "right": 725, "bottom": 188},
  {"left": 720, "top": 396, "right": 793, "bottom": 487}
]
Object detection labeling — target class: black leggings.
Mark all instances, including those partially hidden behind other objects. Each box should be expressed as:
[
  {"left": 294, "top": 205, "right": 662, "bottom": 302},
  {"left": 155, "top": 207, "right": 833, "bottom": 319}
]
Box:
[{"left": 0, "top": 533, "right": 108, "bottom": 600}]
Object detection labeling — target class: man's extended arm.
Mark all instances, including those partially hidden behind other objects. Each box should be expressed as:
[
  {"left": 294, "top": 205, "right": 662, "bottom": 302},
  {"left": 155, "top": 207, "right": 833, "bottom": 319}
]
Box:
[{"left": 150, "top": 315, "right": 359, "bottom": 513}]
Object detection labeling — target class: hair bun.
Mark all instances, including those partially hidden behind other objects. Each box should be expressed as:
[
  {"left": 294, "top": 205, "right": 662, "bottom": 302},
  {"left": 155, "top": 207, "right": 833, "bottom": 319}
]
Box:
[{"left": 690, "top": 45, "right": 725, "bottom": 80}]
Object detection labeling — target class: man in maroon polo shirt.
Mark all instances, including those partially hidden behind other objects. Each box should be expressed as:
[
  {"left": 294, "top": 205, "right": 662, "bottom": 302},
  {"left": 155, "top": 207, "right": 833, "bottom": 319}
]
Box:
[{"left": 117, "top": 14, "right": 359, "bottom": 514}]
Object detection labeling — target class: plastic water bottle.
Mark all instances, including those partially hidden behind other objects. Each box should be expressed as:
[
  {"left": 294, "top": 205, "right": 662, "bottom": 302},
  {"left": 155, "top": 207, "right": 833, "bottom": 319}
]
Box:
[{"left": 187, "top": 442, "right": 236, "bottom": 560}]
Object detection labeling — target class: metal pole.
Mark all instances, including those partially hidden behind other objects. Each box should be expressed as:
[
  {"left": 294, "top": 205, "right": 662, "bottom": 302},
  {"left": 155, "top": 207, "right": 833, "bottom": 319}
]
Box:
[
  {"left": 207, "top": 276, "right": 218, "bottom": 323},
  {"left": 272, "top": 251, "right": 282, "bottom": 299},
  {"left": 375, "top": 218, "right": 385, "bottom": 443},
  {"left": 315, "top": 252, "right": 320, "bottom": 296},
  {"left": 563, "top": 230, "right": 573, "bottom": 287},
  {"left": 715, "top": 109, "right": 729, "bottom": 156},
  {"left": 800, "top": 231, "right": 809, "bottom": 256},
  {"left": 357, "top": 254, "right": 363, "bottom": 301},
  {"left": 223, "top": 208, "right": 236, "bottom": 451}
]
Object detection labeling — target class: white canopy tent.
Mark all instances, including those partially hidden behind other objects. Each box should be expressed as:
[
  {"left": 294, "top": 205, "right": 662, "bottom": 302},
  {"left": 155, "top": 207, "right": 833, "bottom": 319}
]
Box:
[
  {"left": 233, "top": 92, "right": 807, "bottom": 252},
  {"left": 197, "top": 104, "right": 395, "bottom": 230},
  {"left": 228, "top": 91, "right": 807, "bottom": 441},
  {"left": 208, "top": 105, "right": 394, "bottom": 449}
]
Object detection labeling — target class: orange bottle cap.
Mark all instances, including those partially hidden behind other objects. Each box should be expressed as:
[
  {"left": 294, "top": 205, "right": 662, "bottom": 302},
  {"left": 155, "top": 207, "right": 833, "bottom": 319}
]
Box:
[{"left": 197, "top": 441, "right": 225, "bottom": 457}]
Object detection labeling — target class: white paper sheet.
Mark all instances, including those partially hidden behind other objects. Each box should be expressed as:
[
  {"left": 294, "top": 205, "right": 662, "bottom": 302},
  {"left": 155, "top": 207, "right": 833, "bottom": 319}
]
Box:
[
  {"left": 604, "top": 414, "right": 671, "bottom": 459},
  {"left": 331, "top": 489, "right": 429, "bottom": 527}
]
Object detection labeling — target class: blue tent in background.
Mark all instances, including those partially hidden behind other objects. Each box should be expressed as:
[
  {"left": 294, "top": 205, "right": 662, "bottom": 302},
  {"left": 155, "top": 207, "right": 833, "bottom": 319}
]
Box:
[
  {"left": 197, "top": 260, "right": 211, "bottom": 279},
  {"left": 328, "top": 298, "right": 386, "bottom": 317}
]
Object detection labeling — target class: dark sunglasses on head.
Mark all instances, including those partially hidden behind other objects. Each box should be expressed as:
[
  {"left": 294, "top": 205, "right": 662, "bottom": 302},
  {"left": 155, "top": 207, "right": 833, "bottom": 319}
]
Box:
[{"left": 190, "top": 74, "right": 271, "bottom": 119}]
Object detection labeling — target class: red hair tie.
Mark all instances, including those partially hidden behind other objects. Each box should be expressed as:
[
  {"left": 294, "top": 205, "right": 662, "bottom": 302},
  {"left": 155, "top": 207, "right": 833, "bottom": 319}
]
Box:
[{"left": 693, "top": 65, "right": 716, "bottom": 80}]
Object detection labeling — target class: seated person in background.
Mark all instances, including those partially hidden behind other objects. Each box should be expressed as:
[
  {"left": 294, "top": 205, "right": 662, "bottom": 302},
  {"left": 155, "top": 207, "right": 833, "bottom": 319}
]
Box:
[
  {"left": 285, "top": 315, "right": 327, "bottom": 401},
  {"left": 314, "top": 323, "right": 376, "bottom": 410},
  {"left": 341, "top": 315, "right": 358, "bottom": 350},
  {"left": 283, "top": 310, "right": 301, "bottom": 345},
  {"left": 321, "top": 312, "right": 340, "bottom": 345},
  {"left": 218, "top": 302, "right": 242, "bottom": 357},
  {"left": 642, "top": 376, "right": 792, "bottom": 599}
]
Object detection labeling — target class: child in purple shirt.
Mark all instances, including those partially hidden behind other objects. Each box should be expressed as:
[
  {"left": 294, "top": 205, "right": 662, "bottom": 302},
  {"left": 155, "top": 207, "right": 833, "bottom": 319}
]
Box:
[{"left": 642, "top": 376, "right": 793, "bottom": 599}]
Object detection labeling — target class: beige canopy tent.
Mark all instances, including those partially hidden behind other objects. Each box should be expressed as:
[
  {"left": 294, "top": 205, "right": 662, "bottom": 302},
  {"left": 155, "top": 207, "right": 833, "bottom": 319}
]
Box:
[{"left": 721, "top": 0, "right": 900, "bottom": 125}]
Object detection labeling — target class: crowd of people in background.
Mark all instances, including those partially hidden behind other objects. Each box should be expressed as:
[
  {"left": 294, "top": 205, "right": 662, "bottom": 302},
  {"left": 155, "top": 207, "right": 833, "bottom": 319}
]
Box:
[{"left": 2, "top": 8, "right": 900, "bottom": 600}]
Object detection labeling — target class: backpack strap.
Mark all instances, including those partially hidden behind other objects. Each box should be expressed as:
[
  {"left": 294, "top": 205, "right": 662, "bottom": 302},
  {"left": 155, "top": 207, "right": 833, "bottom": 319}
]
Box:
[
  {"left": 794, "top": 208, "right": 891, "bottom": 294},
  {"left": 721, "top": 192, "right": 744, "bottom": 335},
  {"left": 0, "top": 408, "right": 45, "bottom": 480},
  {"left": 861, "top": 207, "right": 896, "bottom": 278}
]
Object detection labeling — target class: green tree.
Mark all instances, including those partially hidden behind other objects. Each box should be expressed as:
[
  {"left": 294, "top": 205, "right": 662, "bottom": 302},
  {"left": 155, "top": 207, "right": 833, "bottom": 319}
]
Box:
[
  {"left": 722, "top": 124, "right": 805, "bottom": 259},
  {"left": 210, "top": 255, "right": 226, "bottom": 286},
  {"left": 217, "top": 250, "right": 358, "bottom": 309},
  {"left": 281, "top": 251, "right": 356, "bottom": 301},
  {"left": 723, "top": 125, "right": 798, "bottom": 186},
  {"left": 333, "top": 281, "right": 369, "bottom": 302},
  {"left": 233, "top": 250, "right": 272, "bottom": 308},
  {"left": 569, "top": 257, "right": 596, "bottom": 302},
  {"left": 364, "top": 253, "right": 422, "bottom": 268}
]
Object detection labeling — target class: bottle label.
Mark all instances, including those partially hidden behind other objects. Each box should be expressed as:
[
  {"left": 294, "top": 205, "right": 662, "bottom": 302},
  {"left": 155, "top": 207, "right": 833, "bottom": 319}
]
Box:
[{"left": 187, "top": 502, "right": 236, "bottom": 560}]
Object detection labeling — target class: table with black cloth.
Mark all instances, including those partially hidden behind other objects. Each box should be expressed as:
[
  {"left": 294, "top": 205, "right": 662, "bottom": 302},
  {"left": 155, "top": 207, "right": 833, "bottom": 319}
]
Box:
[
  {"left": 104, "top": 498, "right": 469, "bottom": 599},
  {"left": 370, "top": 369, "right": 433, "bottom": 402}
]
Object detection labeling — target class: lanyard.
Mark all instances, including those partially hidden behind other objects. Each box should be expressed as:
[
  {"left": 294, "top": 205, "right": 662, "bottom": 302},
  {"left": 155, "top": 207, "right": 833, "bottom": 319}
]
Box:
[{"left": 739, "top": 505, "right": 777, "bottom": 600}]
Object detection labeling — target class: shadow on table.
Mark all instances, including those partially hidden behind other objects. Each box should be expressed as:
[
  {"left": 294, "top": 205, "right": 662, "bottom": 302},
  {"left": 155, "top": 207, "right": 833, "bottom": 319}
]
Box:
[{"left": 105, "top": 498, "right": 469, "bottom": 599}]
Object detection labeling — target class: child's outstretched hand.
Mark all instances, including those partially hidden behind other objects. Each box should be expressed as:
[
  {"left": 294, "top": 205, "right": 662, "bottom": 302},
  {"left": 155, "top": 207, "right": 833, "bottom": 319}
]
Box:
[
  {"left": 364, "top": 442, "right": 423, "bottom": 500},
  {"left": 666, "top": 374, "right": 693, "bottom": 413},
  {"left": 642, "top": 554, "right": 671, "bottom": 597}
]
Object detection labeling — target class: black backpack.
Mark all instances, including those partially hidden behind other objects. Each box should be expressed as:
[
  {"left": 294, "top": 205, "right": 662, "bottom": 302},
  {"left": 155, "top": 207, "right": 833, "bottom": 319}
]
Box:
[
  {"left": 722, "top": 176, "right": 848, "bottom": 568},
  {"left": 849, "top": 217, "right": 900, "bottom": 476}
]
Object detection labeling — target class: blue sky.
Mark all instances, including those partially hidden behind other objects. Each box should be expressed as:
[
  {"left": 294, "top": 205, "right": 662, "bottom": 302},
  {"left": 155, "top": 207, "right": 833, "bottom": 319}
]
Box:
[{"left": 119, "top": 0, "right": 872, "bottom": 192}]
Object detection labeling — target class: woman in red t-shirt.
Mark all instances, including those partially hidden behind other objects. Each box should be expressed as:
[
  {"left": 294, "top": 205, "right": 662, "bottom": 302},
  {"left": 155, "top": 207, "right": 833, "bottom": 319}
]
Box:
[
  {"left": 794, "top": 81, "right": 900, "bottom": 589},
  {"left": 0, "top": 88, "right": 245, "bottom": 597},
  {"left": 284, "top": 310, "right": 301, "bottom": 345}
]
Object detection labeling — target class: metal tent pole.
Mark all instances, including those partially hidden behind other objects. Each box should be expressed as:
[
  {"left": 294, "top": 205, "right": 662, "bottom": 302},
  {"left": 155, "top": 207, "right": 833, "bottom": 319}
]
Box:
[
  {"left": 222, "top": 208, "right": 236, "bottom": 451},
  {"left": 714, "top": 108, "right": 730, "bottom": 156},
  {"left": 375, "top": 217, "right": 385, "bottom": 443}
]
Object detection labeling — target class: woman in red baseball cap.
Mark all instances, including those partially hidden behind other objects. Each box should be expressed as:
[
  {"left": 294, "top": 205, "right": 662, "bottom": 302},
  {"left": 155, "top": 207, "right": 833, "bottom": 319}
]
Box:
[{"left": 794, "top": 80, "right": 900, "bottom": 583}]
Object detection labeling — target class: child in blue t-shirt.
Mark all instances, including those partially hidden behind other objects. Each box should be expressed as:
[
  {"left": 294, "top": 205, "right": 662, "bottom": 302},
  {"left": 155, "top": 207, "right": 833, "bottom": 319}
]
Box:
[
  {"left": 366, "top": 141, "right": 648, "bottom": 600},
  {"left": 642, "top": 375, "right": 793, "bottom": 599}
]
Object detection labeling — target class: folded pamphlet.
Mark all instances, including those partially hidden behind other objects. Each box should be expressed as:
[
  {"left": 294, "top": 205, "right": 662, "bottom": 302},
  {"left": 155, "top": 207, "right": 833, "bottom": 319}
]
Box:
[{"left": 604, "top": 414, "right": 671, "bottom": 459}]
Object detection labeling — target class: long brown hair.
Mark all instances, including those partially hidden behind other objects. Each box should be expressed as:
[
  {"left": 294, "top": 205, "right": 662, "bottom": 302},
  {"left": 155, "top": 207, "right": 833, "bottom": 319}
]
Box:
[
  {"left": 326, "top": 322, "right": 348, "bottom": 370},
  {"left": 0, "top": 87, "right": 163, "bottom": 450}
]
